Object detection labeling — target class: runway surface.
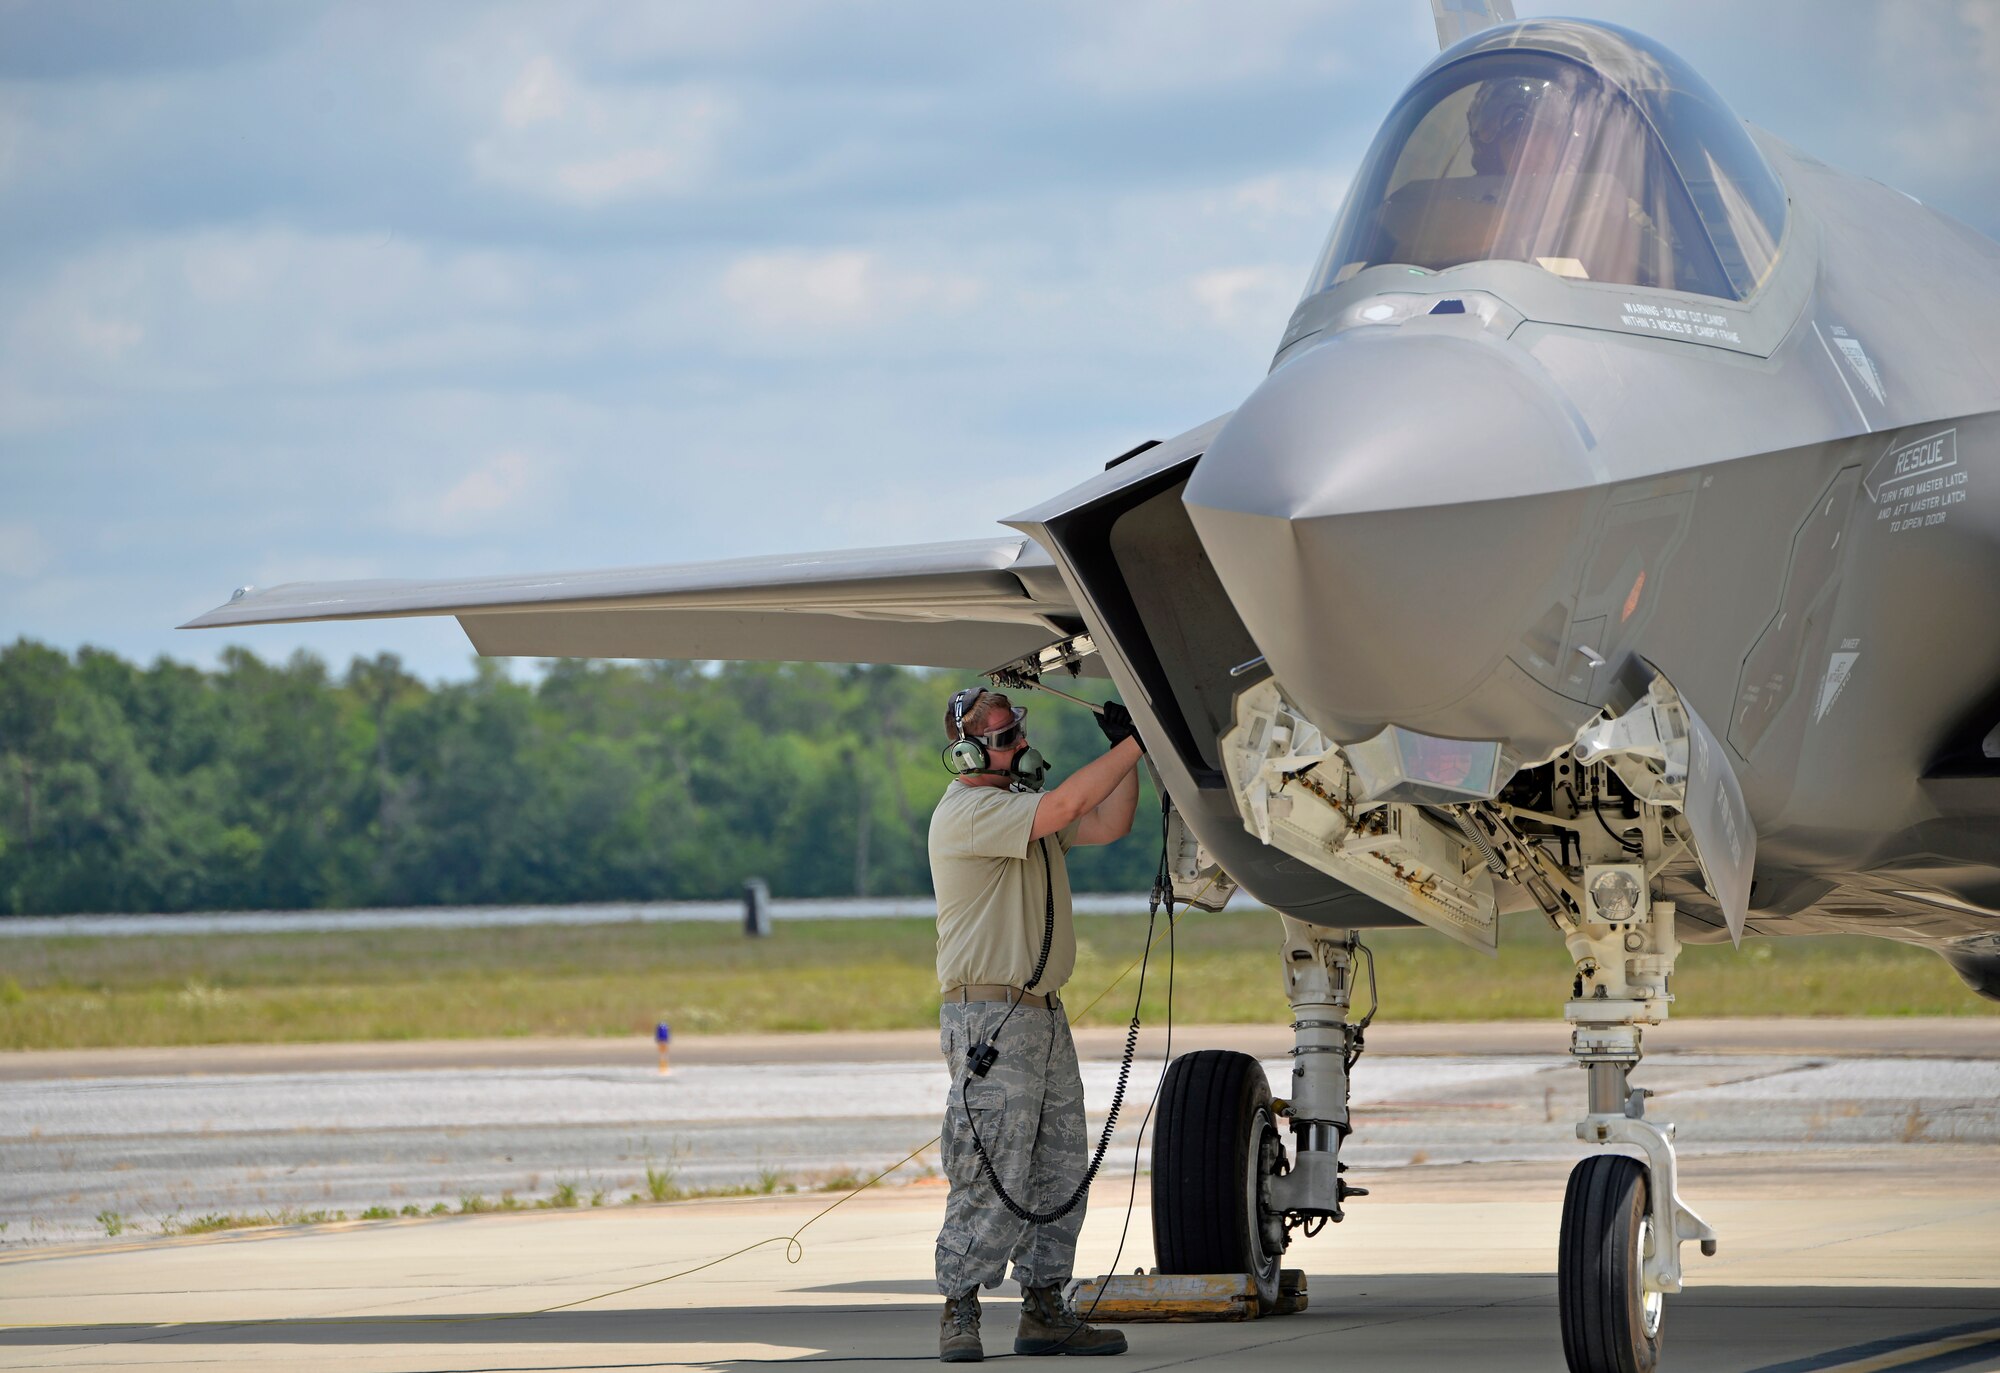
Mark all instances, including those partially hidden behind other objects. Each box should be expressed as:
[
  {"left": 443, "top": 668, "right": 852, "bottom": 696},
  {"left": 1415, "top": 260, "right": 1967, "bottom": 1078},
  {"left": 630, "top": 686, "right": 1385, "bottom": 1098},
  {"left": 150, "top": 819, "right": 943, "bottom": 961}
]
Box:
[
  {"left": 4, "top": 1154, "right": 1998, "bottom": 1372},
  {"left": 7, "top": 1022, "right": 2000, "bottom": 1247},
  {"left": 3, "top": 1022, "right": 1999, "bottom": 1371}
]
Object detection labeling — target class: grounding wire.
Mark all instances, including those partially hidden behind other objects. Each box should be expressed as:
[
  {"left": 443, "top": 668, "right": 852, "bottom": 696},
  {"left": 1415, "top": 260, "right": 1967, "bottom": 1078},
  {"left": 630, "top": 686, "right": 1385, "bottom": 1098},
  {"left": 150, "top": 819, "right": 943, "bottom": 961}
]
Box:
[
  {"left": 1069, "top": 804, "right": 1181, "bottom": 1324},
  {"left": 1033, "top": 794, "right": 1183, "bottom": 1354},
  {"left": 961, "top": 843, "right": 1151, "bottom": 1225},
  {"left": 2, "top": 873, "right": 1215, "bottom": 1339}
]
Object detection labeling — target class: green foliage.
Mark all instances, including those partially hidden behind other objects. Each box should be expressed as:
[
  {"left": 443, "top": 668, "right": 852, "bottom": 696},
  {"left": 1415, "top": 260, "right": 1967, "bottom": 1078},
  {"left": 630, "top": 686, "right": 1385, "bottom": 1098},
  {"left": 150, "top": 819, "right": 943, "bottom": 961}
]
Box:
[
  {"left": 645, "top": 1162, "right": 681, "bottom": 1202},
  {"left": 162, "top": 1208, "right": 343, "bottom": 1235},
  {"left": 0, "top": 640, "right": 1158, "bottom": 915}
]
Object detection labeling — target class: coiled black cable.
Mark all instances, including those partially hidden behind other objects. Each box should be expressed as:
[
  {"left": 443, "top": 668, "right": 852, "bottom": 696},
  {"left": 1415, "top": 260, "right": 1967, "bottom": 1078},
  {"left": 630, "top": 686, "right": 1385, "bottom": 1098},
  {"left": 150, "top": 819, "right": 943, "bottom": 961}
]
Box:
[{"left": 961, "top": 836, "right": 1154, "bottom": 1225}]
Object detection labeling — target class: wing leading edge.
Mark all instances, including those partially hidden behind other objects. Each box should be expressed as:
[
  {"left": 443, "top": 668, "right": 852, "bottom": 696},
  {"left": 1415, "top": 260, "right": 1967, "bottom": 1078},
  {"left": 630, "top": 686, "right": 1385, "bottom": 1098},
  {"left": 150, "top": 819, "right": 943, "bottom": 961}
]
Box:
[{"left": 180, "top": 537, "right": 1086, "bottom": 673}]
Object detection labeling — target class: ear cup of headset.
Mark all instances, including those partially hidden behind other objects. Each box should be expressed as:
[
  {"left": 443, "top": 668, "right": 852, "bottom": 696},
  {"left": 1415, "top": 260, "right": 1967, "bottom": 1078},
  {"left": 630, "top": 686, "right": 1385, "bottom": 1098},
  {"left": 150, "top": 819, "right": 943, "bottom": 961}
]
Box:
[
  {"left": 943, "top": 737, "right": 989, "bottom": 776},
  {"left": 945, "top": 686, "right": 990, "bottom": 775},
  {"left": 1011, "top": 747, "right": 1048, "bottom": 790}
]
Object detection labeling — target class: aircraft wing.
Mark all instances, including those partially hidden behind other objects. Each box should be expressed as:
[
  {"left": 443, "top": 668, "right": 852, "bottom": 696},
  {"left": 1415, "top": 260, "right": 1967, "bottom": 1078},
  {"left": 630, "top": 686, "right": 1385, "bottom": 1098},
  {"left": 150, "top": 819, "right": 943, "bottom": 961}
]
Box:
[{"left": 180, "top": 536, "right": 1088, "bottom": 673}]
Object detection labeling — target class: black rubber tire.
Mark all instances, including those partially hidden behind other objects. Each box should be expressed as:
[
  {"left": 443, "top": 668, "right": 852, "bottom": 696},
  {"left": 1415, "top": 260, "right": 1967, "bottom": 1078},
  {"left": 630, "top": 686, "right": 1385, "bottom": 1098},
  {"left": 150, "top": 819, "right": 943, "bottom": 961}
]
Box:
[
  {"left": 1150, "top": 1049, "right": 1282, "bottom": 1308},
  {"left": 1559, "top": 1154, "right": 1662, "bottom": 1373}
]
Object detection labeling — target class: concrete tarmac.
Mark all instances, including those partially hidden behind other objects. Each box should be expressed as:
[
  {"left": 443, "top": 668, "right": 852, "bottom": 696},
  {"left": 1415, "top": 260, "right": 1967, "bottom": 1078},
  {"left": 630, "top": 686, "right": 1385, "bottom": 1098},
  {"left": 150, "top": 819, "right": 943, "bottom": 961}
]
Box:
[
  {"left": 5, "top": 1022, "right": 2000, "bottom": 1371},
  {"left": 3, "top": 1151, "right": 1999, "bottom": 1372},
  {"left": 11, "top": 1033, "right": 2000, "bottom": 1246}
]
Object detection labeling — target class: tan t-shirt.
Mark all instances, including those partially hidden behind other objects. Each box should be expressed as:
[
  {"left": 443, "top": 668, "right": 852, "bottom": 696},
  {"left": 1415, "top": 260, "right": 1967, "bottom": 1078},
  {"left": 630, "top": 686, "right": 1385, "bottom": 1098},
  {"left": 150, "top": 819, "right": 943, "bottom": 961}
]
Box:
[{"left": 930, "top": 781, "right": 1080, "bottom": 995}]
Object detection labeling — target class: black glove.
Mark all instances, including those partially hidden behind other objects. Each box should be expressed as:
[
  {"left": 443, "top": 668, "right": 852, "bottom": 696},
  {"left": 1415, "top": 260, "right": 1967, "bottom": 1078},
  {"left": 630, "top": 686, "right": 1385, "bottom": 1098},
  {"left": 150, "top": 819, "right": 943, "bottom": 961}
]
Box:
[{"left": 1096, "top": 700, "right": 1141, "bottom": 749}]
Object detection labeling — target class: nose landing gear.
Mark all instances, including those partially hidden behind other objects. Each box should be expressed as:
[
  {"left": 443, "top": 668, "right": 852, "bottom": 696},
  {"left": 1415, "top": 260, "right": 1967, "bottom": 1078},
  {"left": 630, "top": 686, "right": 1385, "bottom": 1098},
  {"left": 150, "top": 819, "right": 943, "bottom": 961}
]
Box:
[{"left": 1557, "top": 879, "right": 1717, "bottom": 1373}]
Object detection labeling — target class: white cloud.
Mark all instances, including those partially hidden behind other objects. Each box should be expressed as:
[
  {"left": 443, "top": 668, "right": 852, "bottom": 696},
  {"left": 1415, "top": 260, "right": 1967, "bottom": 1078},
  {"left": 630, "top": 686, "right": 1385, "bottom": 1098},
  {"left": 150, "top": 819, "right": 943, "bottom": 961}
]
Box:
[
  {"left": 247, "top": 552, "right": 387, "bottom": 590},
  {"left": 440, "top": 451, "right": 536, "bottom": 522},
  {"left": 0, "top": 384, "right": 80, "bottom": 436},
  {"left": 471, "top": 55, "right": 731, "bottom": 206},
  {"left": 1208, "top": 170, "right": 1350, "bottom": 227},
  {"left": 1, "top": 228, "right": 593, "bottom": 392},
  {"left": 1958, "top": 0, "right": 2000, "bottom": 73},
  {"left": 1049, "top": 1, "right": 1360, "bottom": 94},
  {"left": 0, "top": 523, "right": 51, "bottom": 579},
  {"left": 1189, "top": 265, "right": 1296, "bottom": 331},
  {"left": 1871, "top": 4, "right": 2000, "bottom": 185},
  {"left": 1225, "top": 174, "right": 1296, "bottom": 219},
  {"left": 501, "top": 54, "right": 568, "bottom": 129},
  {"left": 552, "top": 146, "right": 679, "bottom": 202},
  {"left": 66, "top": 311, "right": 145, "bottom": 360},
  {"left": 719, "top": 249, "right": 983, "bottom": 331},
  {"left": 9, "top": 1, "right": 1995, "bottom": 686}
]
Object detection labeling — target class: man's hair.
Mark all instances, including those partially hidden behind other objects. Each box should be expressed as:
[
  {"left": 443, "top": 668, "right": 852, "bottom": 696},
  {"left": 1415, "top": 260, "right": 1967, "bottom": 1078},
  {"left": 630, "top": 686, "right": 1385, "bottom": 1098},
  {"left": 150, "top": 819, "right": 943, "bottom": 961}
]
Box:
[{"left": 944, "top": 688, "right": 1013, "bottom": 741}]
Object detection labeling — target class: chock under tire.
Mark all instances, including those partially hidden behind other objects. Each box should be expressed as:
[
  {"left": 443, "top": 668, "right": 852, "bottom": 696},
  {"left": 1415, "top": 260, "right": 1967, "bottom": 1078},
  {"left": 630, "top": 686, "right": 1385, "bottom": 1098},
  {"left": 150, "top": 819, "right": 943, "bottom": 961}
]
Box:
[{"left": 1559, "top": 1153, "right": 1663, "bottom": 1373}]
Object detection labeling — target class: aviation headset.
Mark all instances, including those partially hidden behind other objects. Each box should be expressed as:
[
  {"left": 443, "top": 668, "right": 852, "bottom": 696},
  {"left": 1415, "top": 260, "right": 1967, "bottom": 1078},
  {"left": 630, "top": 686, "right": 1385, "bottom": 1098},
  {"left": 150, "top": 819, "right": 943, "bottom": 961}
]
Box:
[{"left": 942, "top": 687, "right": 1049, "bottom": 791}]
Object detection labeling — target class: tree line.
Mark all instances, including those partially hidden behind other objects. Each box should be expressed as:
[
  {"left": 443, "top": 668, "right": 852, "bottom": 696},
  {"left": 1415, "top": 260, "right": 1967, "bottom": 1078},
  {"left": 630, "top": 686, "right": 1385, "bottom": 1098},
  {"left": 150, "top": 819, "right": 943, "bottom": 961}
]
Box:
[{"left": 0, "top": 639, "right": 1164, "bottom": 916}]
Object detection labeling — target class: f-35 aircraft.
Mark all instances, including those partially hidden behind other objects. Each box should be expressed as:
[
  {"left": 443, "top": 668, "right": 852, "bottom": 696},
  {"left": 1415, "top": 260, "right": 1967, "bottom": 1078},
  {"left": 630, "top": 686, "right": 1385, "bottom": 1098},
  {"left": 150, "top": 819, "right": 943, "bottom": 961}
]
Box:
[{"left": 187, "top": 5, "right": 2000, "bottom": 1369}]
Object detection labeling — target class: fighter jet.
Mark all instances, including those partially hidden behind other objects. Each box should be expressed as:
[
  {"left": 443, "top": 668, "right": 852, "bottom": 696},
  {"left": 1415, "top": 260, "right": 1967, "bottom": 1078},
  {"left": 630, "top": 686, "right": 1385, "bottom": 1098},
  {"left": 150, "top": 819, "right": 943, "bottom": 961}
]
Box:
[{"left": 184, "top": 4, "right": 2000, "bottom": 1369}]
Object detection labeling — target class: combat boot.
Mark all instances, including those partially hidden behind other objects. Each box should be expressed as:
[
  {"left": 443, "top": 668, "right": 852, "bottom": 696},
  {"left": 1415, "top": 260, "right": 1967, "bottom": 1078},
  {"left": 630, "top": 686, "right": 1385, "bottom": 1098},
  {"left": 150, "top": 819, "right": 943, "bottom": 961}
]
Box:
[
  {"left": 1014, "top": 1284, "right": 1128, "bottom": 1356},
  {"left": 940, "top": 1289, "right": 983, "bottom": 1362}
]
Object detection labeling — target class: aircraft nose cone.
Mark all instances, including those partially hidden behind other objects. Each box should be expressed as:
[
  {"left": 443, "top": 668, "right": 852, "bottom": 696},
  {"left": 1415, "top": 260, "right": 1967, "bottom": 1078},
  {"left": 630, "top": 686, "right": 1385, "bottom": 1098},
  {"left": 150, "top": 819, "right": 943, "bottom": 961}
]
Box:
[{"left": 1185, "top": 329, "right": 1598, "bottom": 748}]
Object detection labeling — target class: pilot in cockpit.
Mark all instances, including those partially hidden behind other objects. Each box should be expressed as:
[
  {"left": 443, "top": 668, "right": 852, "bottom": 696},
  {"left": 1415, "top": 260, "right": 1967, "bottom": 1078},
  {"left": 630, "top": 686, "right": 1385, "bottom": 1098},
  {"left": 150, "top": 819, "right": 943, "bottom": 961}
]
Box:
[
  {"left": 1340, "top": 59, "right": 1684, "bottom": 291},
  {"left": 1465, "top": 72, "right": 1572, "bottom": 179},
  {"left": 1310, "top": 24, "right": 1790, "bottom": 305}
]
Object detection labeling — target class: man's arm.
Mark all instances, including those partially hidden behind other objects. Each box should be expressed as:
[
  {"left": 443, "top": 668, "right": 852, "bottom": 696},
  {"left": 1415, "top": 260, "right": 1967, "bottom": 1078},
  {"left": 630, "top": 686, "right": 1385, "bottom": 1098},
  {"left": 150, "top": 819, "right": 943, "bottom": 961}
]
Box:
[
  {"left": 1075, "top": 762, "right": 1139, "bottom": 846},
  {"left": 1031, "top": 736, "right": 1143, "bottom": 841}
]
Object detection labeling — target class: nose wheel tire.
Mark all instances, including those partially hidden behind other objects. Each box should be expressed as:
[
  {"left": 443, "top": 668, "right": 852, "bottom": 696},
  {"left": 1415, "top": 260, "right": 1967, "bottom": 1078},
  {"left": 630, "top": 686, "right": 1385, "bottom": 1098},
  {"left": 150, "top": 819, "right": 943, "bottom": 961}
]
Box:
[
  {"left": 1150, "top": 1049, "right": 1287, "bottom": 1311},
  {"left": 1560, "top": 1153, "right": 1664, "bottom": 1373}
]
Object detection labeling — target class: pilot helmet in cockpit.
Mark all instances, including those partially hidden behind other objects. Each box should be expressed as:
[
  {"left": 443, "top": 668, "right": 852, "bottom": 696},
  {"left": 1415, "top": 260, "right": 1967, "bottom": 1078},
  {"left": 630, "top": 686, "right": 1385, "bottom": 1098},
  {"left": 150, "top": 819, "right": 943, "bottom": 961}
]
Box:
[
  {"left": 1465, "top": 71, "right": 1578, "bottom": 177},
  {"left": 1307, "top": 22, "right": 1791, "bottom": 303}
]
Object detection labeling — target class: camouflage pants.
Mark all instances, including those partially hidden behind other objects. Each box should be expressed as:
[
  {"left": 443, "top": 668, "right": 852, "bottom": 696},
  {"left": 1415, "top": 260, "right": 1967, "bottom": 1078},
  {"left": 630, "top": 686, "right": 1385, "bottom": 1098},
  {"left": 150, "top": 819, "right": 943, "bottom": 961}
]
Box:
[{"left": 935, "top": 999, "right": 1088, "bottom": 1297}]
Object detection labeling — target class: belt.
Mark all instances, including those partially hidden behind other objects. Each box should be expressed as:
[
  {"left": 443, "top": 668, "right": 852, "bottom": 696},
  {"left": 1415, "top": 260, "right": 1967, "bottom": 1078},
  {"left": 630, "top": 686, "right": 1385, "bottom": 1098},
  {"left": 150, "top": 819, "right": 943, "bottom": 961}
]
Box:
[{"left": 948, "top": 984, "right": 1055, "bottom": 1009}]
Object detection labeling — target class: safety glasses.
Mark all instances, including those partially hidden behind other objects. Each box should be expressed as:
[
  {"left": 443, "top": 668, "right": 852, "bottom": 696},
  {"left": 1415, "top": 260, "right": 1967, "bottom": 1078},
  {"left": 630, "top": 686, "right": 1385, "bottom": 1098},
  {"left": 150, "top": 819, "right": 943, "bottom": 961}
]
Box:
[{"left": 968, "top": 706, "right": 1029, "bottom": 751}]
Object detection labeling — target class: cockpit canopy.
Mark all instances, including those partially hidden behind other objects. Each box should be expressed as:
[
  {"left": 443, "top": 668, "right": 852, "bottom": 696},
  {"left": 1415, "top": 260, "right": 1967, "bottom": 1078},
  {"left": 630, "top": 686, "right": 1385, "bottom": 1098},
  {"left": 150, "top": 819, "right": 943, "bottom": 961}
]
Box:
[{"left": 1308, "top": 21, "right": 1787, "bottom": 302}]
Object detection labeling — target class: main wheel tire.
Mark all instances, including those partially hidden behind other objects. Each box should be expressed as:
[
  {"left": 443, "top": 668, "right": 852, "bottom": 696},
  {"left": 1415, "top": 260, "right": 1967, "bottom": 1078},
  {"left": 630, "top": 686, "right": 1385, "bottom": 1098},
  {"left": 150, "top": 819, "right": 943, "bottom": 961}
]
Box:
[
  {"left": 1150, "top": 1049, "right": 1285, "bottom": 1309},
  {"left": 1559, "top": 1154, "right": 1664, "bottom": 1373}
]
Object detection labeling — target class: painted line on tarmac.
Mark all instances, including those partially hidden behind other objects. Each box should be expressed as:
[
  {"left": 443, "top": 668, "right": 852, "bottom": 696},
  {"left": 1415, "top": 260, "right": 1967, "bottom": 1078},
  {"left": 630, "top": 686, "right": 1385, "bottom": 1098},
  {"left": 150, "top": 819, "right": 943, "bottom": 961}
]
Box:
[{"left": 1749, "top": 1319, "right": 2000, "bottom": 1372}]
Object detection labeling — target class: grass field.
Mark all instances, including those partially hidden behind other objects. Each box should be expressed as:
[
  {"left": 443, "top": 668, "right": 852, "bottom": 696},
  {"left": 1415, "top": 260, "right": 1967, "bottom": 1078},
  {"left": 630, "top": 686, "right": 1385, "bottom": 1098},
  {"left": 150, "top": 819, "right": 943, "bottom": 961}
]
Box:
[{"left": 2, "top": 910, "right": 1993, "bottom": 1051}]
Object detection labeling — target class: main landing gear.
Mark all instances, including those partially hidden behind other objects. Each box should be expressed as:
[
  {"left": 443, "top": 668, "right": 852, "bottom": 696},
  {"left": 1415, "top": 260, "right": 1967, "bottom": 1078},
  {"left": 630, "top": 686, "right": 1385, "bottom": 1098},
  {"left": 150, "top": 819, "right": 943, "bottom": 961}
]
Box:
[
  {"left": 1183, "top": 670, "right": 1733, "bottom": 1366},
  {"left": 1147, "top": 877, "right": 1712, "bottom": 1370},
  {"left": 1151, "top": 917, "right": 1371, "bottom": 1310}
]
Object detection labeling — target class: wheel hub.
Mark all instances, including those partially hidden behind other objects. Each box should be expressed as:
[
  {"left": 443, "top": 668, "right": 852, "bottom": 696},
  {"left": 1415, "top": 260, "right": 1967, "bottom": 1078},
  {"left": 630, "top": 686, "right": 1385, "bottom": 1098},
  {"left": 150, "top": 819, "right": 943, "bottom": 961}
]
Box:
[
  {"left": 1637, "top": 1215, "right": 1664, "bottom": 1338},
  {"left": 1248, "top": 1108, "right": 1288, "bottom": 1264}
]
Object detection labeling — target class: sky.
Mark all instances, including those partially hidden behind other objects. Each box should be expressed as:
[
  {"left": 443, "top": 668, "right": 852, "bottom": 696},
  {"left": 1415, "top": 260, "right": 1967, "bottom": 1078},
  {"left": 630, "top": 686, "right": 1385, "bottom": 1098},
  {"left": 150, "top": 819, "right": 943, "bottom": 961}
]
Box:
[{"left": 4, "top": 1, "right": 1998, "bottom": 681}]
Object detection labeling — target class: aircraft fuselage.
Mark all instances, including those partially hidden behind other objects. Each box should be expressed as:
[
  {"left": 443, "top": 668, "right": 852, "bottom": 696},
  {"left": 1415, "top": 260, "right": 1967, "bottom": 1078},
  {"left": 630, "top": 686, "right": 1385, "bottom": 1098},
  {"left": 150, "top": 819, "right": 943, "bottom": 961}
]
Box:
[{"left": 1018, "top": 39, "right": 2000, "bottom": 982}]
